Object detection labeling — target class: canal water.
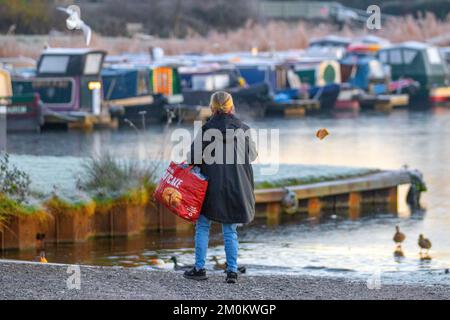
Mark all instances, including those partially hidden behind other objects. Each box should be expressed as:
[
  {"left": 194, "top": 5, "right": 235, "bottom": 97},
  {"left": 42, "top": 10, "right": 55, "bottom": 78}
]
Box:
[{"left": 3, "top": 109, "right": 450, "bottom": 286}]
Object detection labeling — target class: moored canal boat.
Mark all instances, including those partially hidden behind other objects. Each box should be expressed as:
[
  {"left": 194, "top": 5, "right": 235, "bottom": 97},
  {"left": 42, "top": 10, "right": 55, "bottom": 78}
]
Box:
[
  {"left": 1, "top": 66, "right": 43, "bottom": 132},
  {"left": 236, "top": 59, "right": 326, "bottom": 116},
  {"left": 180, "top": 63, "right": 271, "bottom": 118},
  {"left": 11, "top": 48, "right": 112, "bottom": 129},
  {"left": 340, "top": 47, "right": 411, "bottom": 112},
  {"left": 378, "top": 42, "right": 450, "bottom": 108}
]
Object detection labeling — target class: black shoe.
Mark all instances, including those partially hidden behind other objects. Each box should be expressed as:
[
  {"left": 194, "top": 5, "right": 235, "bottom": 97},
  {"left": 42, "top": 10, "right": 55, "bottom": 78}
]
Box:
[
  {"left": 224, "top": 263, "right": 246, "bottom": 274},
  {"left": 183, "top": 267, "right": 208, "bottom": 281},
  {"left": 226, "top": 271, "right": 238, "bottom": 284}
]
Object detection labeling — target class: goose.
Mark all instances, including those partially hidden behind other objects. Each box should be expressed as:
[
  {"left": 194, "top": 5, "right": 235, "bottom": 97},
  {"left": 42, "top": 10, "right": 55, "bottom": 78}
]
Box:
[
  {"left": 170, "top": 256, "right": 193, "bottom": 271},
  {"left": 393, "top": 226, "right": 406, "bottom": 248},
  {"left": 418, "top": 234, "right": 432, "bottom": 257}
]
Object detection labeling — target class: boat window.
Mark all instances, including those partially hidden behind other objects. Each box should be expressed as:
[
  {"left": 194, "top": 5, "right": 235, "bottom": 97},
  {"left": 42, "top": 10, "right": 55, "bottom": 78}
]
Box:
[
  {"left": 191, "top": 74, "right": 229, "bottom": 91},
  {"left": 137, "top": 71, "right": 150, "bottom": 95},
  {"left": 389, "top": 50, "right": 403, "bottom": 64},
  {"left": 213, "top": 74, "right": 230, "bottom": 90},
  {"left": 39, "top": 56, "right": 70, "bottom": 74},
  {"left": 12, "top": 80, "right": 33, "bottom": 96},
  {"left": 84, "top": 53, "right": 103, "bottom": 75},
  {"left": 238, "top": 67, "right": 266, "bottom": 85},
  {"left": 426, "top": 47, "right": 442, "bottom": 64},
  {"left": 402, "top": 49, "right": 417, "bottom": 64},
  {"left": 378, "top": 51, "right": 388, "bottom": 64},
  {"left": 31, "top": 79, "right": 73, "bottom": 104},
  {"left": 192, "top": 75, "right": 214, "bottom": 91}
]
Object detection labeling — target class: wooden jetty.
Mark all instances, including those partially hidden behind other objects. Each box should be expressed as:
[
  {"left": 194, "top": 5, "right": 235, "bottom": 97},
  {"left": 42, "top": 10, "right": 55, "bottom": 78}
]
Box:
[
  {"left": 360, "top": 94, "right": 410, "bottom": 112},
  {"left": 0, "top": 169, "right": 413, "bottom": 251},
  {"left": 267, "top": 99, "right": 320, "bottom": 117},
  {"left": 255, "top": 170, "right": 411, "bottom": 223}
]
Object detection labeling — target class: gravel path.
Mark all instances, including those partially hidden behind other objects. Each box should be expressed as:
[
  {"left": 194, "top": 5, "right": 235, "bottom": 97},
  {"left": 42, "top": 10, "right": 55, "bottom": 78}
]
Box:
[{"left": 0, "top": 260, "right": 449, "bottom": 300}]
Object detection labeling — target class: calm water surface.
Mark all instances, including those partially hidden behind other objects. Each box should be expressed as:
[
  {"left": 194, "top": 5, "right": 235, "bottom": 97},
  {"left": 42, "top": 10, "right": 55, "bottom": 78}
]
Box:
[{"left": 3, "top": 109, "right": 450, "bottom": 286}]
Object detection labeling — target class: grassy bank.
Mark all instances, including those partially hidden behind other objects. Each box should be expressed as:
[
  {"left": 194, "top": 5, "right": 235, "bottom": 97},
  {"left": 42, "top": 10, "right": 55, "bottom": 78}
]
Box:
[{"left": 0, "top": 154, "right": 380, "bottom": 222}]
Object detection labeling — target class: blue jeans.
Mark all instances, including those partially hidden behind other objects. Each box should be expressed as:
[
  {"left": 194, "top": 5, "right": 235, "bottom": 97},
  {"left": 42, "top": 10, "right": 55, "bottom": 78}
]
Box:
[{"left": 195, "top": 215, "right": 238, "bottom": 273}]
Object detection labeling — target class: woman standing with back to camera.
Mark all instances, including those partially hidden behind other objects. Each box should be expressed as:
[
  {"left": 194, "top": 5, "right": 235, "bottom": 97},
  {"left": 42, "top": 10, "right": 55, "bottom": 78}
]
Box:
[{"left": 184, "top": 91, "right": 257, "bottom": 284}]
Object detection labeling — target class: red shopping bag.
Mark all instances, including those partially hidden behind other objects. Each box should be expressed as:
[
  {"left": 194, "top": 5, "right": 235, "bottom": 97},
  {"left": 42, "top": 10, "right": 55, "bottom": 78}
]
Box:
[{"left": 154, "top": 162, "right": 208, "bottom": 223}]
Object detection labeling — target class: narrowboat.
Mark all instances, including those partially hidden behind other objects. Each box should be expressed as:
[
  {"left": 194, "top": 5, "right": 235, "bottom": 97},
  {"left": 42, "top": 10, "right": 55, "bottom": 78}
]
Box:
[
  {"left": 286, "top": 57, "right": 341, "bottom": 111},
  {"left": 179, "top": 63, "right": 271, "bottom": 118},
  {"left": 340, "top": 47, "right": 412, "bottom": 112},
  {"left": 11, "top": 48, "right": 111, "bottom": 129},
  {"left": 378, "top": 42, "right": 450, "bottom": 107},
  {"left": 236, "top": 59, "right": 332, "bottom": 116},
  {"left": 306, "top": 35, "right": 352, "bottom": 59},
  {"left": 1, "top": 66, "right": 43, "bottom": 132},
  {"left": 101, "top": 64, "right": 183, "bottom": 126}
]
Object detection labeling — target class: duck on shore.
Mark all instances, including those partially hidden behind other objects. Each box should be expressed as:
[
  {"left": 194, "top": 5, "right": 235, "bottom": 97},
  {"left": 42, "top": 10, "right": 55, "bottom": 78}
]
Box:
[
  {"left": 212, "top": 256, "right": 226, "bottom": 270},
  {"left": 393, "top": 226, "right": 406, "bottom": 257},
  {"left": 149, "top": 258, "right": 166, "bottom": 268},
  {"left": 212, "top": 256, "right": 246, "bottom": 274},
  {"left": 418, "top": 234, "right": 432, "bottom": 259},
  {"left": 393, "top": 226, "right": 406, "bottom": 248},
  {"left": 34, "top": 251, "right": 47, "bottom": 264},
  {"left": 170, "top": 256, "right": 193, "bottom": 271}
]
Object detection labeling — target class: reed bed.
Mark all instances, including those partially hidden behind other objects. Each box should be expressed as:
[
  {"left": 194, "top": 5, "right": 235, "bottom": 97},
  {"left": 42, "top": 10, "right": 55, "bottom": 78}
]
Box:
[{"left": 2, "top": 13, "right": 450, "bottom": 59}]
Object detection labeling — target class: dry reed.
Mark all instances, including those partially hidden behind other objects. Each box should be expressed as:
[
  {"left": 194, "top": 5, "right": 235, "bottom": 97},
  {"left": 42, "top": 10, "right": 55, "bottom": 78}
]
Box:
[{"left": 2, "top": 13, "right": 450, "bottom": 59}]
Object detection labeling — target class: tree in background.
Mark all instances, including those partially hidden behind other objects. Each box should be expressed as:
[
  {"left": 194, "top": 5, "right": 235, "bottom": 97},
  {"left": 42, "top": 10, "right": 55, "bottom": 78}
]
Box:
[
  {"left": 95, "top": 0, "right": 257, "bottom": 37},
  {"left": 2, "top": 0, "right": 450, "bottom": 37},
  {"left": 0, "top": 0, "right": 57, "bottom": 34}
]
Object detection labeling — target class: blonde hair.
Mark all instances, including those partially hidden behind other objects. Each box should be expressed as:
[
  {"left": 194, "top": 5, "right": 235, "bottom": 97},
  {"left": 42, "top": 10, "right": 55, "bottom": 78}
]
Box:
[{"left": 210, "top": 91, "right": 234, "bottom": 114}]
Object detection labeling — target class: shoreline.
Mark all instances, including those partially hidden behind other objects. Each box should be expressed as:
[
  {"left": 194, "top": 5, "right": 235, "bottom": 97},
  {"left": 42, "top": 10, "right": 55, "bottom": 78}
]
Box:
[{"left": 0, "top": 260, "right": 448, "bottom": 300}]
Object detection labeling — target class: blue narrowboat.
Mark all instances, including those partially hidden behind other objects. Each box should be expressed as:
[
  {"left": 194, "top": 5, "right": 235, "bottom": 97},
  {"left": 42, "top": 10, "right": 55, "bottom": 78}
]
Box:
[
  {"left": 179, "top": 64, "right": 271, "bottom": 118},
  {"left": 102, "top": 64, "right": 184, "bottom": 126},
  {"left": 338, "top": 44, "right": 416, "bottom": 111},
  {"left": 236, "top": 59, "right": 340, "bottom": 114}
]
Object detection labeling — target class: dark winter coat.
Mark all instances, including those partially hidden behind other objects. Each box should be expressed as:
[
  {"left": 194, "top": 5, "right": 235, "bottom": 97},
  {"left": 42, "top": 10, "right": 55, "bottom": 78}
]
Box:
[{"left": 188, "top": 113, "right": 257, "bottom": 224}]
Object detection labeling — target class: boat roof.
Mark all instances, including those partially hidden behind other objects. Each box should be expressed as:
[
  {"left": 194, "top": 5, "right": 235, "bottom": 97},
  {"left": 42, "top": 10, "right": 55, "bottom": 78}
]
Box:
[
  {"left": 178, "top": 63, "right": 237, "bottom": 74},
  {"left": 341, "top": 53, "right": 378, "bottom": 65},
  {"left": 380, "top": 41, "right": 432, "bottom": 51},
  {"left": 309, "top": 35, "right": 352, "bottom": 46},
  {"left": 355, "top": 35, "right": 390, "bottom": 46},
  {"left": 42, "top": 48, "right": 106, "bottom": 56}
]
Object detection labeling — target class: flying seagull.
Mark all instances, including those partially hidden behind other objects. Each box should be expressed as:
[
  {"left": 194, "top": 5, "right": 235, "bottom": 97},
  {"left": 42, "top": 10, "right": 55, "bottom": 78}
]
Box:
[{"left": 57, "top": 5, "right": 92, "bottom": 46}]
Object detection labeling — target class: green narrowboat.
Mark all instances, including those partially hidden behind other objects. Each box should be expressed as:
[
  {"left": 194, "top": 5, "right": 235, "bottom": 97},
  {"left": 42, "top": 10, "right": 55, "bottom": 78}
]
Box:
[
  {"left": 378, "top": 42, "right": 450, "bottom": 107},
  {"left": 1, "top": 66, "right": 43, "bottom": 133}
]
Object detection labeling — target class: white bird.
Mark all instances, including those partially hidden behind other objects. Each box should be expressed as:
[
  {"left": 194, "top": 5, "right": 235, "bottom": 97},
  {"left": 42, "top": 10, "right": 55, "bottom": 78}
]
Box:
[{"left": 57, "top": 5, "right": 92, "bottom": 46}]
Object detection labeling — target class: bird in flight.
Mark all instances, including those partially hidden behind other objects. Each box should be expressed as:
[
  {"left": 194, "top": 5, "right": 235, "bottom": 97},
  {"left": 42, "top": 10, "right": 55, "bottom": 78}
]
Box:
[{"left": 57, "top": 5, "right": 92, "bottom": 46}]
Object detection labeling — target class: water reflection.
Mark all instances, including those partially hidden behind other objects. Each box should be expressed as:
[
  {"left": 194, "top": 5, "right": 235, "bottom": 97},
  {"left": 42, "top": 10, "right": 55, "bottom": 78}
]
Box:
[{"left": 4, "top": 110, "right": 450, "bottom": 284}]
